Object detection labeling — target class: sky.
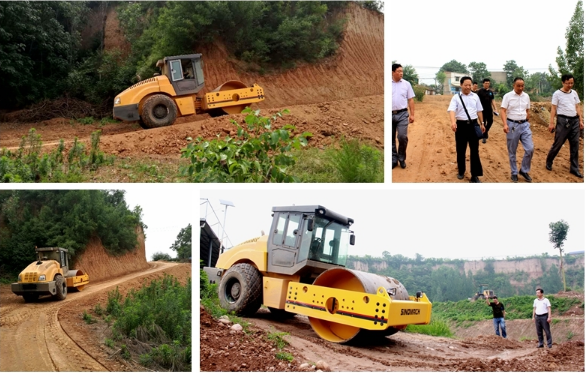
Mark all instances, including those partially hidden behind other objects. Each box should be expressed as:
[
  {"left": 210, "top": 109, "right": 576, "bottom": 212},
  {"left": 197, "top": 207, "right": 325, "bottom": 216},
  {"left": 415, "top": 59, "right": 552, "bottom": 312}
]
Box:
[
  {"left": 200, "top": 189, "right": 584, "bottom": 261},
  {"left": 389, "top": 0, "right": 580, "bottom": 84},
  {"left": 124, "top": 186, "right": 194, "bottom": 261}
]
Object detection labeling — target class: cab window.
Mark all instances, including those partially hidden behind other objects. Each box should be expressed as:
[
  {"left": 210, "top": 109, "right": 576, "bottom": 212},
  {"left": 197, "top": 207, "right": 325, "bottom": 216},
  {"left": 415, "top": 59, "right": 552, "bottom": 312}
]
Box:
[{"left": 170, "top": 60, "right": 183, "bottom": 81}]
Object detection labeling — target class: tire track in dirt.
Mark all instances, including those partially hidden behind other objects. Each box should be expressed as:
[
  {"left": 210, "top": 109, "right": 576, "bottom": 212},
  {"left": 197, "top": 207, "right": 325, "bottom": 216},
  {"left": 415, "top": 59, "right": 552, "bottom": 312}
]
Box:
[{"left": 0, "top": 262, "right": 178, "bottom": 372}]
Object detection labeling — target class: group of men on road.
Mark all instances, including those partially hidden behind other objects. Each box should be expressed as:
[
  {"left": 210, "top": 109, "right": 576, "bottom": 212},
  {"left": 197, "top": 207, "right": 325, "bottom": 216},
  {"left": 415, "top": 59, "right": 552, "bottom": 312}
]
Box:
[
  {"left": 486, "top": 288, "right": 553, "bottom": 349},
  {"left": 392, "top": 63, "right": 584, "bottom": 182}
]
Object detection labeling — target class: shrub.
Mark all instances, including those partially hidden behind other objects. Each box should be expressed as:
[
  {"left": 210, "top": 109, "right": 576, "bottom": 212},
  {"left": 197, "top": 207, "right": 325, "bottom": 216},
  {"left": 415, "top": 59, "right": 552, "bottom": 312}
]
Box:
[
  {"left": 180, "top": 108, "right": 312, "bottom": 183},
  {"left": 104, "top": 338, "right": 114, "bottom": 348},
  {"left": 152, "top": 252, "right": 172, "bottom": 261},
  {"left": 329, "top": 138, "right": 383, "bottom": 182},
  {"left": 275, "top": 351, "right": 294, "bottom": 362},
  {"left": 413, "top": 85, "right": 426, "bottom": 102},
  {"left": 83, "top": 310, "right": 96, "bottom": 324},
  {"left": 405, "top": 315, "right": 453, "bottom": 337}
]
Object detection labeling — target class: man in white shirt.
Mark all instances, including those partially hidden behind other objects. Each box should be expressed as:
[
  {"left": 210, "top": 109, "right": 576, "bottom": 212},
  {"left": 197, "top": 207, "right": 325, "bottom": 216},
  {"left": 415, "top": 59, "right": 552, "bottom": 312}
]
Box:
[
  {"left": 500, "top": 77, "right": 534, "bottom": 183},
  {"left": 532, "top": 288, "right": 552, "bottom": 348},
  {"left": 391, "top": 63, "right": 415, "bottom": 169},
  {"left": 546, "top": 74, "right": 584, "bottom": 178},
  {"left": 447, "top": 76, "right": 485, "bottom": 183}
]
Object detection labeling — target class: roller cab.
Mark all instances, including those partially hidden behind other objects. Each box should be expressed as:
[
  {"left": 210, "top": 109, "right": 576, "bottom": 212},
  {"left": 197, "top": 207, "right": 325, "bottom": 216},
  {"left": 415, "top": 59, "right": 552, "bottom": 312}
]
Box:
[
  {"left": 208, "top": 205, "right": 433, "bottom": 344},
  {"left": 11, "top": 247, "right": 89, "bottom": 302},
  {"left": 113, "top": 54, "right": 265, "bottom": 128}
]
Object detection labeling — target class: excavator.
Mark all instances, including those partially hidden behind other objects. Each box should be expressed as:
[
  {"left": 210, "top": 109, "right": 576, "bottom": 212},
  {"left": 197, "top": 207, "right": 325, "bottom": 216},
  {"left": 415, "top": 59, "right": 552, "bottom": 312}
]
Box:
[
  {"left": 11, "top": 247, "right": 89, "bottom": 302},
  {"left": 204, "top": 205, "right": 432, "bottom": 344},
  {"left": 113, "top": 54, "right": 265, "bottom": 128}
]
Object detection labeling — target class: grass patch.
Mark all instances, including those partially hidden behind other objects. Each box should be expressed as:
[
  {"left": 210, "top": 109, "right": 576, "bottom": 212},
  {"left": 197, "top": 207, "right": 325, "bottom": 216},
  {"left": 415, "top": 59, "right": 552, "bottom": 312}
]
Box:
[
  {"left": 275, "top": 351, "right": 294, "bottom": 362},
  {"left": 104, "top": 338, "right": 114, "bottom": 348},
  {"left": 405, "top": 315, "right": 453, "bottom": 337},
  {"left": 267, "top": 330, "right": 290, "bottom": 349},
  {"left": 567, "top": 331, "right": 575, "bottom": 340},
  {"left": 83, "top": 310, "right": 97, "bottom": 324}
]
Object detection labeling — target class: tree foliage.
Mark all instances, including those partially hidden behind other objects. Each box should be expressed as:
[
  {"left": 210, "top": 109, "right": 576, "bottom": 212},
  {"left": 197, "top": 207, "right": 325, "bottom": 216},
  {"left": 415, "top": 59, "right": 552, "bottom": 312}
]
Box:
[
  {"left": 0, "top": 190, "right": 145, "bottom": 278},
  {"left": 435, "top": 71, "right": 446, "bottom": 94},
  {"left": 468, "top": 62, "right": 491, "bottom": 84},
  {"left": 170, "top": 224, "right": 192, "bottom": 261},
  {"left": 549, "top": 219, "right": 570, "bottom": 290},
  {"left": 548, "top": 1, "right": 584, "bottom": 99},
  {"left": 439, "top": 59, "right": 468, "bottom": 74},
  {"left": 503, "top": 60, "right": 528, "bottom": 89}
]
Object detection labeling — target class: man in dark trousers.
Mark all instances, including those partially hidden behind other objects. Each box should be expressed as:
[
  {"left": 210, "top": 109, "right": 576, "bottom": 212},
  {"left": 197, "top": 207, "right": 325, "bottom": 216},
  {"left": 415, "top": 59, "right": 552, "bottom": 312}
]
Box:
[
  {"left": 486, "top": 296, "right": 507, "bottom": 338},
  {"left": 545, "top": 74, "right": 584, "bottom": 178},
  {"left": 532, "top": 288, "right": 552, "bottom": 348},
  {"left": 477, "top": 78, "right": 497, "bottom": 144},
  {"left": 391, "top": 63, "right": 415, "bottom": 169}
]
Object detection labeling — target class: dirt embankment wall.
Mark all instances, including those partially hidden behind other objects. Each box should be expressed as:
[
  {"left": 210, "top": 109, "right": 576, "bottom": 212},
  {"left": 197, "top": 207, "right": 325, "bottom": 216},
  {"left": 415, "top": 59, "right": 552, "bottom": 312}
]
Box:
[
  {"left": 73, "top": 227, "right": 149, "bottom": 283},
  {"left": 103, "top": 3, "right": 383, "bottom": 108}
]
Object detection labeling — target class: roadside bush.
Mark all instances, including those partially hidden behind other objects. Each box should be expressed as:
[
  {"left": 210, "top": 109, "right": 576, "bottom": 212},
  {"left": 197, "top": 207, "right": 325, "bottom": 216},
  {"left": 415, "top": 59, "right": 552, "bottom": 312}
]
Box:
[
  {"left": 180, "top": 108, "right": 312, "bottom": 182},
  {"left": 413, "top": 85, "right": 426, "bottom": 102},
  {"left": 152, "top": 252, "right": 173, "bottom": 261},
  {"left": 329, "top": 138, "right": 383, "bottom": 182}
]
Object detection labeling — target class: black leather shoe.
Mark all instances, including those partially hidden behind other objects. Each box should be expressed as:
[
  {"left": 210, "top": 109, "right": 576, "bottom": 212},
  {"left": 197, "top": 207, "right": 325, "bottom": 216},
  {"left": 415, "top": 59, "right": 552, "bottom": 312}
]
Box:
[
  {"left": 392, "top": 162, "right": 398, "bottom": 169},
  {"left": 400, "top": 160, "right": 406, "bottom": 169},
  {"left": 469, "top": 176, "right": 481, "bottom": 183},
  {"left": 571, "top": 170, "right": 584, "bottom": 178},
  {"left": 519, "top": 171, "right": 532, "bottom": 182},
  {"left": 457, "top": 174, "right": 464, "bottom": 180},
  {"left": 546, "top": 163, "right": 552, "bottom": 171},
  {"left": 482, "top": 138, "right": 487, "bottom": 144},
  {"left": 511, "top": 174, "right": 518, "bottom": 183},
  {"left": 537, "top": 345, "right": 544, "bottom": 348}
]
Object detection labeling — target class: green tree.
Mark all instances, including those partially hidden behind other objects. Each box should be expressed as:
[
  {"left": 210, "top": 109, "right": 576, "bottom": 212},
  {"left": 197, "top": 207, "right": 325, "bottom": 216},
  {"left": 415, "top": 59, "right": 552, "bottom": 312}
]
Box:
[
  {"left": 170, "top": 224, "right": 192, "bottom": 261},
  {"left": 548, "top": 1, "right": 584, "bottom": 99},
  {"left": 439, "top": 60, "right": 468, "bottom": 74},
  {"left": 435, "top": 71, "right": 446, "bottom": 94},
  {"left": 503, "top": 60, "right": 528, "bottom": 89},
  {"left": 468, "top": 62, "right": 491, "bottom": 84},
  {"left": 549, "top": 220, "right": 570, "bottom": 291},
  {"left": 400, "top": 63, "right": 419, "bottom": 86}
]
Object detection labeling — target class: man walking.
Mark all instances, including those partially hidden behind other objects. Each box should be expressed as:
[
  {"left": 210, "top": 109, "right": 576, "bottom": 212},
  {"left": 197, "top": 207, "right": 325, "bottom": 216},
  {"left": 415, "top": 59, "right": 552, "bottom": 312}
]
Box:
[
  {"left": 486, "top": 296, "right": 507, "bottom": 338},
  {"left": 392, "top": 63, "right": 415, "bottom": 169},
  {"left": 500, "top": 77, "right": 534, "bottom": 183},
  {"left": 448, "top": 76, "right": 485, "bottom": 183},
  {"left": 532, "top": 288, "right": 552, "bottom": 348},
  {"left": 545, "top": 74, "right": 584, "bottom": 178},
  {"left": 477, "top": 78, "right": 497, "bottom": 144}
]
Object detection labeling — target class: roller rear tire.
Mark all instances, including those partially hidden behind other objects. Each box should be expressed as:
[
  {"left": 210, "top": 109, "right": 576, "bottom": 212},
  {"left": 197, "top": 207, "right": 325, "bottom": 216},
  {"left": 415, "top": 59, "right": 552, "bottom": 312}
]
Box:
[
  {"left": 140, "top": 95, "right": 178, "bottom": 128},
  {"left": 218, "top": 263, "right": 262, "bottom": 316}
]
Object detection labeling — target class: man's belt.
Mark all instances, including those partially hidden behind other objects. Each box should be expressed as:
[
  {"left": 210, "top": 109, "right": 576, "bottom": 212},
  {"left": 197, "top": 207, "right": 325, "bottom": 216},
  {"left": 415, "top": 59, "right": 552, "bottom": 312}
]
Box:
[
  {"left": 557, "top": 114, "right": 579, "bottom": 119},
  {"left": 392, "top": 108, "right": 408, "bottom": 115},
  {"left": 507, "top": 118, "right": 527, "bottom": 124},
  {"left": 456, "top": 119, "right": 478, "bottom": 124},
  {"left": 536, "top": 313, "right": 548, "bottom": 317}
]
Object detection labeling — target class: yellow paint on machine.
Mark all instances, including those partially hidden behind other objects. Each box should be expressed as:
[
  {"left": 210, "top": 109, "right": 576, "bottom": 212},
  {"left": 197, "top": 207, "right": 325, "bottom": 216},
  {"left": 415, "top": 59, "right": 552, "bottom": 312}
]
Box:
[{"left": 174, "top": 96, "right": 196, "bottom": 116}]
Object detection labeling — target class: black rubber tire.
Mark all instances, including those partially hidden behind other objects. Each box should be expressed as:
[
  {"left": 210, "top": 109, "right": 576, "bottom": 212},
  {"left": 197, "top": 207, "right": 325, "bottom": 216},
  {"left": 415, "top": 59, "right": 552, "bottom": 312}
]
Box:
[
  {"left": 268, "top": 307, "right": 296, "bottom": 320},
  {"left": 140, "top": 94, "right": 178, "bottom": 128},
  {"left": 23, "top": 294, "right": 39, "bottom": 303},
  {"left": 218, "top": 263, "right": 262, "bottom": 316},
  {"left": 54, "top": 275, "right": 67, "bottom": 300}
]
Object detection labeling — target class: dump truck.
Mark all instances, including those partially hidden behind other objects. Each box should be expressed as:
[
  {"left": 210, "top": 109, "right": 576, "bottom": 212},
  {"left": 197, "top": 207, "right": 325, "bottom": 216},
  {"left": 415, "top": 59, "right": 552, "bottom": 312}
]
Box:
[
  {"left": 204, "top": 205, "right": 432, "bottom": 344},
  {"left": 11, "top": 247, "right": 89, "bottom": 302},
  {"left": 472, "top": 284, "right": 495, "bottom": 301},
  {"left": 113, "top": 54, "right": 265, "bottom": 129}
]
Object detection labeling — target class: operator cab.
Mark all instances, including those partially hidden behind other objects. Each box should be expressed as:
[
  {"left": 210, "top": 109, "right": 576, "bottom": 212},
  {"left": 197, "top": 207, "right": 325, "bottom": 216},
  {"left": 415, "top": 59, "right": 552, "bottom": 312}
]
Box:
[
  {"left": 155, "top": 54, "right": 205, "bottom": 96},
  {"left": 35, "top": 247, "right": 69, "bottom": 272},
  {"left": 268, "top": 205, "right": 355, "bottom": 282}
]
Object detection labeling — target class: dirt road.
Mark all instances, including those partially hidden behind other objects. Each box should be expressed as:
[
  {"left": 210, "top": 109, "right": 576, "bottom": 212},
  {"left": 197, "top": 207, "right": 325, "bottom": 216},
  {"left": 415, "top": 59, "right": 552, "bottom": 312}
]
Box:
[
  {"left": 0, "top": 262, "right": 190, "bottom": 372},
  {"left": 201, "top": 308, "right": 584, "bottom": 372},
  {"left": 392, "top": 95, "right": 584, "bottom": 183}
]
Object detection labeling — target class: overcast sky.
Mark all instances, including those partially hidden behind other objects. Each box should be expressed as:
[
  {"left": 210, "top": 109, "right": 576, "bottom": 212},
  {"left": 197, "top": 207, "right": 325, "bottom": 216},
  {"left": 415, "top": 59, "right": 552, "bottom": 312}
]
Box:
[
  {"left": 200, "top": 189, "right": 584, "bottom": 261},
  {"left": 124, "top": 186, "right": 193, "bottom": 261},
  {"left": 388, "top": 0, "right": 580, "bottom": 84}
]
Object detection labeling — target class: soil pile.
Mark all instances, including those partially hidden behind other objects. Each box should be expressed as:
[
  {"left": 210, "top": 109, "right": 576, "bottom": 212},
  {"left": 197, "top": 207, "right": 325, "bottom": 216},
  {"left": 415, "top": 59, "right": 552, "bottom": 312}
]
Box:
[{"left": 73, "top": 227, "right": 149, "bottom": 282}]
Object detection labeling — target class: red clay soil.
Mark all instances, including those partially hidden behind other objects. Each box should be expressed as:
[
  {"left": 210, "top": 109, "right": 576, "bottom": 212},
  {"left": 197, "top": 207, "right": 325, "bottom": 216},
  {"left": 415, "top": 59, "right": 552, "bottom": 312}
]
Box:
[
  {"left": 392, "top": 96, "right": 584, "bottom": 183},
  {"left": 200, "top": 307, "right": 585, "bottom": 372}
]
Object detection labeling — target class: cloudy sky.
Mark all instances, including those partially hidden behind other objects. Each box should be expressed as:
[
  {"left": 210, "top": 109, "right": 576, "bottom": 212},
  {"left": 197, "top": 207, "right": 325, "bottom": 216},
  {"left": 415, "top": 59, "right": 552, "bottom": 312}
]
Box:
[
  {"left": 200, "top": 188, "right": 584, "bottom": 261},
  {"left": 388, "top": 0, "right": 580, "bottom": 84}
]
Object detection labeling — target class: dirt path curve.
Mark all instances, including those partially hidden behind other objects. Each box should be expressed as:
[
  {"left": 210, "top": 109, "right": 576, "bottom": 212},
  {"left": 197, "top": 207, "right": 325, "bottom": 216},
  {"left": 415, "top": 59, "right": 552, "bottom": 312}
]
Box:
[
  {"left": 392, "top": 96, "right": 584, "bottom": 183},
  {"left": 0, "top": 261, "right": 177, "bottom": 372}
]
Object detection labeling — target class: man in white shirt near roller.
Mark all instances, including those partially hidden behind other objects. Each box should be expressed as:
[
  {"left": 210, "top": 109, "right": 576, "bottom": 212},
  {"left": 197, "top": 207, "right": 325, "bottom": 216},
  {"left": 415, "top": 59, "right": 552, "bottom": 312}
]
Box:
[
  {"left": 532, "top": 288, "right": 552, "bottom": 349},
  {"left": 500, "top": 77, "right": 533, "bottom": 183},
  {"left": 545, "top": 74, "right": 584, "bottom": 178}
]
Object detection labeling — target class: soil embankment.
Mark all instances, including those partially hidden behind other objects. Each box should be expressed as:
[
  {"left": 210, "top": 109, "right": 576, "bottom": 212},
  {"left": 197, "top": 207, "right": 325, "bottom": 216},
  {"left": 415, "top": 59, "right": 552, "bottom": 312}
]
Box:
[{"left": 391, "top": 95, "right": 584, "bottom": 183}]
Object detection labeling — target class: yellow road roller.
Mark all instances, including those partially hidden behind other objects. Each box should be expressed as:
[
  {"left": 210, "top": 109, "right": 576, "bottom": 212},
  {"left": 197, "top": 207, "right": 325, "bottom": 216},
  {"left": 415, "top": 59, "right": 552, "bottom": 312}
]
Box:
[
  {"left": 204, "top": 205, "right": 432, "bottom": 343},
  {"left": 113, "top": 54, "right": 265, "bottom": 128},
  {"left": 11, "top": 247, "right": 89, "bottom": 302}
]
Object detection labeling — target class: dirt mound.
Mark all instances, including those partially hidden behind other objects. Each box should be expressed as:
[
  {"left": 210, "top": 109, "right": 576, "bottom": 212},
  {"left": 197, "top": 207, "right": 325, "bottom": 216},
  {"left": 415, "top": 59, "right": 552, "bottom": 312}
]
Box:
[
  {"left": 0, "top": 97, "right": 108, "bottom": 123},
  {"left": 392, "top": 95, "right": 584, "bottom": 183},
  {"left": 73, "top": 227, "right": 149, "bottom": 283}
]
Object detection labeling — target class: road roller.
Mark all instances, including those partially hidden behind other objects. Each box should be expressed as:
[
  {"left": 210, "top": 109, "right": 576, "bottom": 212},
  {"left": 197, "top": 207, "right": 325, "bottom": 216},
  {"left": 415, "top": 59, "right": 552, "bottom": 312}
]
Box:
[
  {"left": 204, "top": 205, "right": 432, "bottom": 344},
  {"left": 11, "top": 247, "right": 89, "bottom": 302},
  {"left": 113, "top": 54, "right": 265, "bottom": 129}
]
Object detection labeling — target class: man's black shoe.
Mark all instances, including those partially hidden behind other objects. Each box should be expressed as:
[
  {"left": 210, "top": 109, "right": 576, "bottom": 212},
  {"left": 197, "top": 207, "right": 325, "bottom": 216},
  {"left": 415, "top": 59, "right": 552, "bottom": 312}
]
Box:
[
  {"left": 519, "top": 171, "right": 532, "bottom": 182},
  {"left": 457, "top": 174, "right": 464, "bottom": 180},
  {"left": 400, "top": 160, "right": 406, "bottom": 169},
  {"left": 537, "top": 345, "right": 544, "bottom": 348},
  {"left": 392, "top": 162, "right": 398, "bottom": 169},
  {"left": 469, "top": 176, "right": 481, "bottom": 183},
  {"left": 570, "top": 170, "right": 584, "bottom": 178},
  {"left": 546, "top": 163, "right": 552, "bottom": 171},
  {"left": 511, "top": 174, "right": 518, "bottom": 183},
  {"left": 482, "top": 138, "right": 487, "bottom": 144}
]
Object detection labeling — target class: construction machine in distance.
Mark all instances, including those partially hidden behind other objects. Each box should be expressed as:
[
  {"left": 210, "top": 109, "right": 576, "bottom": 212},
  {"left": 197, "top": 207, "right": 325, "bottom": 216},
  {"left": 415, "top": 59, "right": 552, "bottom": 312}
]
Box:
[
  {"left": 204, "top": 205, "right": 432, "bottom": 344},
  {"left": 113, "top": 54, "right": 265, "bottom": 129},
  {"left": 11, "top": 247, "right": 89, "bottom": 302},
  {"left": 472, "top": 284, "right": 495, "bottom": 301}
]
